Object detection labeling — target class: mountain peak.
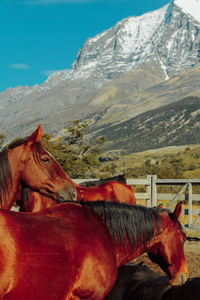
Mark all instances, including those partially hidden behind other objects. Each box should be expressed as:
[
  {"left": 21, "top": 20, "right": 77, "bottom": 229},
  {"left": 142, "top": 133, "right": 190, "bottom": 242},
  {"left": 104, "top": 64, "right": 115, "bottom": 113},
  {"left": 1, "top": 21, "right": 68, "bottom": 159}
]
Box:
[{"left": 174, "top": 0, "right": 200, "bottom": 21}]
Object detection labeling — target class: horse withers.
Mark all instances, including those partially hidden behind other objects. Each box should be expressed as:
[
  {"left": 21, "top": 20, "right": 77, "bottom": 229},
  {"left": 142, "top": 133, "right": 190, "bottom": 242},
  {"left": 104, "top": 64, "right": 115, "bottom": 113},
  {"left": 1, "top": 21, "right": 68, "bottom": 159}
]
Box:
[{"left": 0, "top": 201, "right": 188, "bottom": 299}]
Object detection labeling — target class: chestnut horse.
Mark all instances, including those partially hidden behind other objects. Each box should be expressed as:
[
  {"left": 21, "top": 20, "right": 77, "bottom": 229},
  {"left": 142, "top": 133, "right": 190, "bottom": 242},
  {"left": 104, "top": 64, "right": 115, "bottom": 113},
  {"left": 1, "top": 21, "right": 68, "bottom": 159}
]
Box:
[
  {"left": 75, "top": 180, "right": 135, "bottom": 204},
  {"left": 20, "top": 181, "right": 136, "bottom": 212},
  {"left": 0, "top": 125, "right": 77, "bottom": 210},
  {"left": 0, "top": 201, "right": 188, "bottom": 299},
  {"left": 19, "top": 179, "right": 136, "bottom": 212},
  {"left": 19, "top": 180, "right": 136, "bottom": 212}
]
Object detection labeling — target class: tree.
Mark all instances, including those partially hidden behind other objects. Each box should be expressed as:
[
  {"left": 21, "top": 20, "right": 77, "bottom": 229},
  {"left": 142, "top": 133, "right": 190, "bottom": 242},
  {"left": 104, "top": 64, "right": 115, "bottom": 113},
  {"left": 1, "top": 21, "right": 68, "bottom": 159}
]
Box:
[{"left": 42, "top": 120, "right": 106, "bottom": 178}]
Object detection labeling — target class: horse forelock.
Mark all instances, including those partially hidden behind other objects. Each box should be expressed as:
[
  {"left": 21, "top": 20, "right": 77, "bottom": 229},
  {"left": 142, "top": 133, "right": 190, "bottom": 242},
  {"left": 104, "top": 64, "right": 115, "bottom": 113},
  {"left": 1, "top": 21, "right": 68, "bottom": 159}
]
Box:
[{"left": 81, "top": 201, "right": 161, "bottom": 248}]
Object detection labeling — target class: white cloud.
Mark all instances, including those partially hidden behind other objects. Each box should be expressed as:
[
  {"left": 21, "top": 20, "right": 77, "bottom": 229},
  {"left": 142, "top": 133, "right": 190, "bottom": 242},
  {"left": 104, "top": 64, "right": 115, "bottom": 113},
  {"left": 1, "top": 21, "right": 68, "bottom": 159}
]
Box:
[{"left": 10, "top": 63, "right": 30, "bottom": 70}]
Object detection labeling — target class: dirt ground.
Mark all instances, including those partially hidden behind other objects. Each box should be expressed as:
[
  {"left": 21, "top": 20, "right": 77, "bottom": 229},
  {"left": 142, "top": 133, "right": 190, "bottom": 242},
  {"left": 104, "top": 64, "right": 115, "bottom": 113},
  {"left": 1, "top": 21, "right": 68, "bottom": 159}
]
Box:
[{"left": 133, "top": 238, "right": 200, "bottom": 278}]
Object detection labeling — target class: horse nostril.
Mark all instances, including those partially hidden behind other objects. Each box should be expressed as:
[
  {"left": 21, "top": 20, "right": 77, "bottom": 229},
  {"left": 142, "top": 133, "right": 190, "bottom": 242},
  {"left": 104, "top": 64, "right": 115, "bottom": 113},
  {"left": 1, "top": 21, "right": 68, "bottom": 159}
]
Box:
[
  {"left": 71, "top": 191, "right": 77, "bottom": 201},
  {"left": 58, "top": 196, "right": 65, "bottom": 202}
]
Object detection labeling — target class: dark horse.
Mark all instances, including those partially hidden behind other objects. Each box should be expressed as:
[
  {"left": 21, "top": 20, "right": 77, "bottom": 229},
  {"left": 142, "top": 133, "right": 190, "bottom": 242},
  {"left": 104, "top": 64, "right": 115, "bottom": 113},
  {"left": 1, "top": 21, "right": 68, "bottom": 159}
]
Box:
[
  {"left": 0, "top": 125, "right": 77, "bottom": 210},
  {"left": 105, "top": 263, "right": 200, "bottom": 300},
  {"left": 0, "top": 201, "right": 188, "bottom": 299},
  {"left": 105, "top": 263, "right": 171, "bottom": 300}
]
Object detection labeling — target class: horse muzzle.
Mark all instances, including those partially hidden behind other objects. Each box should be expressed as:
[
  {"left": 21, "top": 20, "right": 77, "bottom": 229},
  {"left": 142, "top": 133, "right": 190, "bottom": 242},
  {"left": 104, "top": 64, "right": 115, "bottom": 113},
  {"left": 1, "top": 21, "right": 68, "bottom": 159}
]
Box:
[
  {"left": 170, "top": 271, "right": 188, "bottom": 286},
  {"left": 57, "top": 187, "right": 77, "bottom": 202}
]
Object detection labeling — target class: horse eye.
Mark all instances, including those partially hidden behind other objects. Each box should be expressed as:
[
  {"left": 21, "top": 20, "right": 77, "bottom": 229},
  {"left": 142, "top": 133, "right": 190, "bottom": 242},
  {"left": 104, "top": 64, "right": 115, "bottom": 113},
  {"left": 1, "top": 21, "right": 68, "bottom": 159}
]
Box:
[{"left": 41, "top": 156, "right": 50, "bottom": 164}]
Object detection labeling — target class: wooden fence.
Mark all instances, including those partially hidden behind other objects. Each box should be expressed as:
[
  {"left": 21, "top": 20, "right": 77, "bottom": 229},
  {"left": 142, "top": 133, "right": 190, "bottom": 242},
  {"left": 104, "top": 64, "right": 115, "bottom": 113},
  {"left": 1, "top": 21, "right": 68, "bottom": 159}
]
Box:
[{"left": 74, "top": 176, "right": 200, "bottom": 231}]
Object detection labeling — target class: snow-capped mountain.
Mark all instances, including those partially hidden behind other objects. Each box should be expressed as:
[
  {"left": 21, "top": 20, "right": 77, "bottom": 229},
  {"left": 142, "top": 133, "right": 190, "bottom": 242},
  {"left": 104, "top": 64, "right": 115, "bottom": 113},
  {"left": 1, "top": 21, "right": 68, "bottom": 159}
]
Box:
[
  {"left": 2, "top": 0, "right": 200, "bottom": 101},
  {"left": 1, "top": 0, "right": 200, "bottom": 146},
  {"left": 69, "top": 0, "right": 200, "bottom": 84}
]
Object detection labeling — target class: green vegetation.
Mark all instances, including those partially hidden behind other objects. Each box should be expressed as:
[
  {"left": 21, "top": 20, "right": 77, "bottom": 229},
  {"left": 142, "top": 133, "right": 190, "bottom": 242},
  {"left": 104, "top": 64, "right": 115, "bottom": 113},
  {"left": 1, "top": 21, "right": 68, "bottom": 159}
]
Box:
[
  {"left": 41, "top": 119, "right": 200, "bottom": 183},
  {"left": 104, "top": 145, "right": 200, "bottom": 180},
  {"left": 42, "top": 120, "right": 107, "bottom": 178}
]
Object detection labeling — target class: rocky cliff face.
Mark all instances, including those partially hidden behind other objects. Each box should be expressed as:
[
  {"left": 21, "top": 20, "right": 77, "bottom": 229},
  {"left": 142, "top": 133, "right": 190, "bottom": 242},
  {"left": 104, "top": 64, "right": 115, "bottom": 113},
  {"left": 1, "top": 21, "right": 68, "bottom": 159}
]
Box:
[{"left": 69, "top": 0, "right": 200, "bottom": 84}]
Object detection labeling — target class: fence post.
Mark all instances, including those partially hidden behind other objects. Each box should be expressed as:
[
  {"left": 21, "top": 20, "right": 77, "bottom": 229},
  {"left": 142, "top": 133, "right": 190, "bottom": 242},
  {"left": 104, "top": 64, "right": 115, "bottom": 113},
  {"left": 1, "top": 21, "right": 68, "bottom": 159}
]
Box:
[
  {"left": 188, "top": 183, "right": 193, "bottom": 227},
  {"left": 151, "top": 175, "right": 157, "bottom": 207},
  {"left": 146, "top": 175, "right": 152, "bottom": 207}
]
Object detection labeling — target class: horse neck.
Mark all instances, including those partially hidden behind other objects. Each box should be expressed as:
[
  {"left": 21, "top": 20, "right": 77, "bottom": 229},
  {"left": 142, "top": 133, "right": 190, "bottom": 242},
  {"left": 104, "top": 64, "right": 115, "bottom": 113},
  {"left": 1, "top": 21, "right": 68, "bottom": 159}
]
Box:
[
  {"left": 21, "top": 189, "right": 56, "bottom": 212},
  {"left": 115, "top": 238, "right": 147, "bottom": 268},
  {"left": 29, "top": 191, "right": 56, "bottom": 212},
  {"left": 3, "top": 146, "right": 24, "bottom": 209},
  {"left": 115, "top": 218, "right": 163, "bottom": 267},
  {"left": 75, "top": 183, "right": 87, "bottom": 200}
]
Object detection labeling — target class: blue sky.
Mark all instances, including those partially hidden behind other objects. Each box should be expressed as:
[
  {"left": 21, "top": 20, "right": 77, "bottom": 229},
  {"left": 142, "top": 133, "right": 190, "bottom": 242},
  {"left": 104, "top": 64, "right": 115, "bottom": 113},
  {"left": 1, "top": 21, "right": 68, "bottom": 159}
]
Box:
[{"left": 0, "top": 0, "right": 169, "bottom": 92}]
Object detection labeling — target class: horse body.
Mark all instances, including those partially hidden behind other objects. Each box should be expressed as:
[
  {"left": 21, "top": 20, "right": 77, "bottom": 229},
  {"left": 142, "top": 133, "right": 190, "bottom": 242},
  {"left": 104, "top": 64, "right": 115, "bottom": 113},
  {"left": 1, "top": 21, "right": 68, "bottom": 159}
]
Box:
[
  {"left": 0, "top": 203, "right": 117, "bottom": 299},
  {"left": 104, "top": 263, "right": 171, "bottom": 300},
  {"left": 0, "top": 201, "right": 188, "bottom": 299},
  {"left": 163, "top": 277, "right": 200, "bottom": 300},
  {"left": 76, "top": 181, "right": 136, "bottom": 205},
  {"left": 105, "top": 263, "right": 200, "bottom": 300},
  {"left": 19, "top": 180, "right": 136, "bottom": 212},
  {"left": 0, "top": 125, "right": 76, "bottom": 210}
]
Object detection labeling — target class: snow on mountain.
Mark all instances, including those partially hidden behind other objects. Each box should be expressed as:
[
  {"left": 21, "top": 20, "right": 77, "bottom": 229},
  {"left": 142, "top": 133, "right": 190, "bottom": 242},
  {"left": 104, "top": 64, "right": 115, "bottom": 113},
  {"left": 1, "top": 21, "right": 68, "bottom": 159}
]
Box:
[
  {"left": 2, "top": 0, "right": 200, "bottom": 99},
  {"left": 70, "top": 4, "right": 169, "bottom": 83},
  {"left": 67, "top": 0, "right": 200, "bottom": 86},
  {"left": 40, "top": 70, "right": 70, "bottom": 90},
  {"left": 175, "top": 0, "right": 200, "bottom": 22}
]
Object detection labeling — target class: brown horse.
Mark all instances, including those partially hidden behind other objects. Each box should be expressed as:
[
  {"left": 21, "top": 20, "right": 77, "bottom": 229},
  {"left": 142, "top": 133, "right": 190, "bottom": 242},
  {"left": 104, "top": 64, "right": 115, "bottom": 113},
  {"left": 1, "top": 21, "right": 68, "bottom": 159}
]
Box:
[
  {"left": 19, "top": 179, "right": 136, "bottom": 212},
  {"left": 0, "top": 201, "right": 188, "bottom": 299},
  {"left": 19, "top": 177, "right": 136, "bottom": 212},
  {"left": 0, "top": 125, "right": 77, "bottom": 210},
  {"left": 75, "top": 181, "right": 135, "bottom": 204}
]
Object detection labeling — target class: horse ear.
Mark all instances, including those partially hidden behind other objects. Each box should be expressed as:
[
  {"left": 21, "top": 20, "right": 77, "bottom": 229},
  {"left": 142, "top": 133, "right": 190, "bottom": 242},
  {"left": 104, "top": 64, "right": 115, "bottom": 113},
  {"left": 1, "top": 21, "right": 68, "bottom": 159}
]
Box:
[
  {"left": 27, "top": 125, "right": 43, "bottom": 144},
  {"left": 171, "top": 202, "right": 182, "bottom": 221},
  {"left": 157, "top": 203, "right": 163, "bottom": 209}
]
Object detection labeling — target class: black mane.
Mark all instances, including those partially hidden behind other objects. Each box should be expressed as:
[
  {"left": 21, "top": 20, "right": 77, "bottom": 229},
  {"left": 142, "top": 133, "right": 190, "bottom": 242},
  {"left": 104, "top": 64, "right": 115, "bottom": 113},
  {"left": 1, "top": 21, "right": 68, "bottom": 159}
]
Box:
[
  {"left": 80, "top": 174, "right": 126, "bottom": 187},
  {"left": 81, "top": 201, "right": 161, "bottom": 248}
]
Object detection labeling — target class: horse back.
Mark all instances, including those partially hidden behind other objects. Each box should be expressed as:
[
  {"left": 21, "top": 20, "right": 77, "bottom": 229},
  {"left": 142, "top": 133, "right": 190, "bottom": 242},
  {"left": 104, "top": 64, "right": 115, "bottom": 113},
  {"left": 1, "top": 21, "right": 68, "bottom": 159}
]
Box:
[
  {"left": 77, "top": 181, "right": 136, "bottom": 205},
  {"left": 107, "top": 181, "right": 136, "bottom": 205}
]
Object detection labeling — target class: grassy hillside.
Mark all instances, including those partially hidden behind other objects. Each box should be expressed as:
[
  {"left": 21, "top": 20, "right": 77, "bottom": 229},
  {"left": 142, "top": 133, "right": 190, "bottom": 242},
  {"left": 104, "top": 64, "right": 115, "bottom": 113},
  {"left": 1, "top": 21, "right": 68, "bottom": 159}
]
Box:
[
  {"left": 91, "top": 96, "right": 200, "bottom": 154},
  {"left": 99, "top": 144, "right": 200, "bottom": 181}
]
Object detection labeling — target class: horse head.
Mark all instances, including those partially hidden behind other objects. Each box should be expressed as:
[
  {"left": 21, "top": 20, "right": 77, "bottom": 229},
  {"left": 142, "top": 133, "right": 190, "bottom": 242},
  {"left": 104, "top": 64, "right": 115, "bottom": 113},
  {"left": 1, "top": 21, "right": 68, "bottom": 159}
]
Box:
[
  {"left": 1, "top": 125, "right": 77, "bottom": 209},
  {"left": 147, "top": 202, "right": 188, "bottom": 286}
]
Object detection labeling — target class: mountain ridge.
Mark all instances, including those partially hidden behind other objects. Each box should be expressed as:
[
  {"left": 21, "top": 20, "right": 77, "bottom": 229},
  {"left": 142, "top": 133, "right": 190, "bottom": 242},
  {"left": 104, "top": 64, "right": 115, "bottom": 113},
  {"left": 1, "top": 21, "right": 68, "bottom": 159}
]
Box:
[{"left": 1, "top": 0, "right": 200, "bottom": 154}]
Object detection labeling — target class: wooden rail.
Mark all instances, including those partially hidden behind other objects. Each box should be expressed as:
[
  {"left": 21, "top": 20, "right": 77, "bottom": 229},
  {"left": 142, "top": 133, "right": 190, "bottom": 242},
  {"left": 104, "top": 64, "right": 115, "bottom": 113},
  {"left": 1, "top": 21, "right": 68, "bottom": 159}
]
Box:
[{"left": 74, "top": 176, "right": 200, "bottom": 231}]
